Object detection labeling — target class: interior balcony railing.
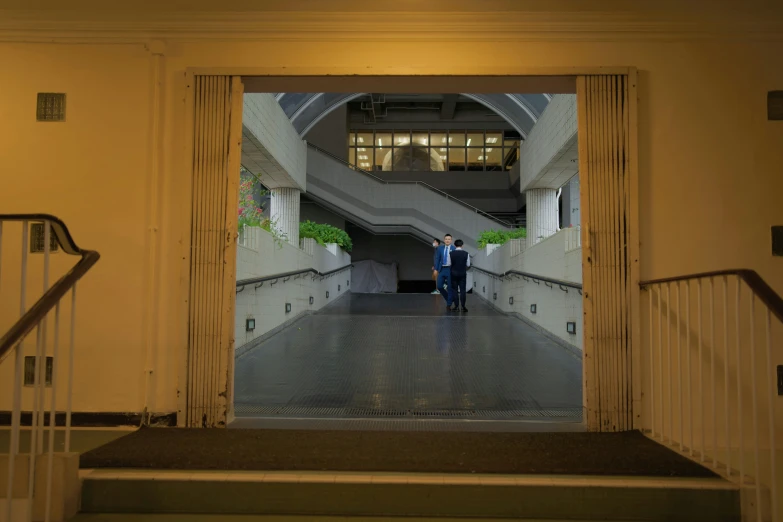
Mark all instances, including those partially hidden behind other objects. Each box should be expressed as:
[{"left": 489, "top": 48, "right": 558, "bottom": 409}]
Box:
[
  {"left": 640, "top": 269, "right": 782, "bottom": 522},
  {"left": 235, "top": 264, "right": 353, "bottom": 293},
  {"left": 1, "top": 214, "right": 100, "bottom": 522}
]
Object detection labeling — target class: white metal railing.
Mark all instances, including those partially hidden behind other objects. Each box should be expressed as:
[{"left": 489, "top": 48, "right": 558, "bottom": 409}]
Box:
[
  {"left": 564, "top": 225, "right": 581, "bottom": 252},
  {"left": 1, "top": 215, "right": 99, "bottom": 522},
  {"left": 641, "top": 270, "right": 782, "bottom": 522}
]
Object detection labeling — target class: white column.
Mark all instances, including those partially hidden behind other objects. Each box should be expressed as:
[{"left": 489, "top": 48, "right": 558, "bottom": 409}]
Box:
[
  {"left": 526, "top": 188, "right": 558, "bottom": 245},
  {"left": 270, "top": 187, "right": 300, "bottom": 247}
]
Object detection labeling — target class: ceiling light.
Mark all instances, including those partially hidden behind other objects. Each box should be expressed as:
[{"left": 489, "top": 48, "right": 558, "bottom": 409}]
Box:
[
  {"left": 358, "top": 155, "right": 368, "bottom": 160},
  {"left": 357, "top": 148, "right": 366, "bottom": 152},
  {"left": 478, "top": 156, "right": 485, "bottom": 160},
  {"left": 360, "top": 162, "right": 371, "bottom": 167},
  {"left": 357, "top": 137, "right": 364, "bottom": 143},
  {"left": 486, "top": 137, "right": 498, "bottom": 144},
  {"left": 486, "top": 148, "right": 493, "bottom": 152},
  {"left": 440, "top": 155, "right": 447, "bottom": 160},
  {"left": 439, "top": 148, "right": 447, "bottom": 152},
  {"left": 377, "top": 139, "right": 382, "bottom": 146},
  {"left": 467, "top": 139, "right": 471, "bottom": 146}
]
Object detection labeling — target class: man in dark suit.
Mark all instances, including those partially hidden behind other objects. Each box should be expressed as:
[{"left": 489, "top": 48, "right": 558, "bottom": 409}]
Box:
[
  {"left": 449, "top": 239, "right": 470, "bottom": 312},
  {"left": 433, "top": 233, "right": 456, "bottom": 308}
]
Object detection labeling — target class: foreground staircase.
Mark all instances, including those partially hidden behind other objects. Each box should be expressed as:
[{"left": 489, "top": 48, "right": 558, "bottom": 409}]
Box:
[{"left": 74, "top": 468, "right": 738, "bottom": 521}]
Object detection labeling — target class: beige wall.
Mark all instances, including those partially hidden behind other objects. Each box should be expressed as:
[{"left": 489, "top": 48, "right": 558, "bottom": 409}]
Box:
[{"left": 1, "top": 1, "right": 781, "bottom": 417}]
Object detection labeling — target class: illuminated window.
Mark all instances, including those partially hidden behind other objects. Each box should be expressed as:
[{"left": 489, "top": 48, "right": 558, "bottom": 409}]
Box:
[{"left": 347, "top": 129, "right": 519, "bottom": 173}]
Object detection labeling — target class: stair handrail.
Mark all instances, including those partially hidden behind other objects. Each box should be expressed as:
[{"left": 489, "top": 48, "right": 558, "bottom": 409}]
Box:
[
  {"left": 0, "top": 214, "right": 100, "bottom": 362},
  {"left": 307, "top": 143, "right": 516, "bottom": 229},
  {"left": 470, "top": 265, "right": 583, "bottom": 291},
  {"left": 236, "top": 263, "right": 353, "bottom": 292},
  {"left": 639, "top": 268, "right": 783, "bottom": 323}
]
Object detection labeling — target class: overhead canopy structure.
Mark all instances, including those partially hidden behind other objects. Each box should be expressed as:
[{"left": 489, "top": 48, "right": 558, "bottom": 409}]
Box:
[{"left": 273, "top": 93, "right": 552, "bottom": 139}]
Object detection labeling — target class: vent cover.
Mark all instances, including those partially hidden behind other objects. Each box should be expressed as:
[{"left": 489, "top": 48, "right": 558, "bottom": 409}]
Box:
[
  {"left": 36, "top": 93, "right": 66, "bottom": 122},
  {"left": 772, "top": 226, "right": 783, "bottom": 256},
  {"left": 24, "top": 356, "right": 53, "bottom": 386},
  {"left": 768, "top": 91, "right": 783, "bottom": 120},
  {"left": 30, "top": 223, "right": 59, "bottom": 253}
]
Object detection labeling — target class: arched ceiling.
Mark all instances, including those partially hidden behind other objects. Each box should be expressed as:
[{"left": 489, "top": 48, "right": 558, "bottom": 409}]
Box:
[{"left": 274, "top": 93, "right": 551, "bottom": 139}]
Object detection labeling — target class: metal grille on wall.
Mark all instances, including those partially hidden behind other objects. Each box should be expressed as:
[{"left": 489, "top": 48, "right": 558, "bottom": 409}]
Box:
[
  {"left": 577, "top": 75, "right": 634, "bottom": 432},
  {"left": 187, "top": 76, "right": 244, "bottom": 427}
]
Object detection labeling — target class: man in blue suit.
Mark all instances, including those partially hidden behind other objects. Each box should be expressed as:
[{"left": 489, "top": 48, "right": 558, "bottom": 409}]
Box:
[{"left": 433, "top": 233, "right": 456, "bottom": 308}]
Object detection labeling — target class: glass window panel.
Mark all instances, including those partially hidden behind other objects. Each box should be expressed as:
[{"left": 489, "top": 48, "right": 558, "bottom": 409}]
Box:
[
  {"left": 467, "top": 147, "right": 484, "bottom": 171},
  {"left": 503, "top": 138, "right": 520, "bottom": 149},
  {"left": 466, "top": 131, "right": 484, "bottom": 147},
  {"left": 431, "top": 132, "right": 447, "bottom": 147},
  {"left": 375, "top": 131, "right": 393, "bottom": 147},
  {"left": 394, "top": 131, "right": 410, "bottom": 146},
  {"left": 375, "top": 147, "right": 391, "bottom": 170},
  {"left": 348, "top": 147, "right": 357, "bottom": 166},
  {"left": 412, "top": 132, "right": 429, "bottom": 147},
  {"left": 485, "top": 132, "right": 502, "bottom": 145},
  {"left": 392, "top": 146, "right": 411, "bottom": 170},
  {"left": 410, "top": 145, "right": 433, "bottom": 172},
  {"left": 348, "top": 133, "right": 357, "bottom": 146},
  {"left": 484, "top": 146, "right": 502, "bottom": 171},
  {"left": 448, "top": 130, "right": 466, "bottom": 146},
  {"left": 448, "top": 147, "right": 465, "bottom": 171},
  {"left": 503, "top": 146, "right": 519, "bottom": 168},
  {"left": 356, "top": 132, "right": 373, "bottom": 146}
]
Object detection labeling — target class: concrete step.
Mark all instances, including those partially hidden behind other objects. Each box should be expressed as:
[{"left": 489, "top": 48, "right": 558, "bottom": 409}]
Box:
[{"left": 79, "top": 470, "right": 740, "bottom": 522}]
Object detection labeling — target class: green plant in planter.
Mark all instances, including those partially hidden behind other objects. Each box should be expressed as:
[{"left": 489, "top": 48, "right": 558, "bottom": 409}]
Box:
[
  {"left": 477, "top": 227, "right": 527, "bottom": 249},
  {"left": 260, "top": 217, "right": 287, "bottom": 249},
  {"left": 299, "top": 220, "right": 353, "bottom": 252}
]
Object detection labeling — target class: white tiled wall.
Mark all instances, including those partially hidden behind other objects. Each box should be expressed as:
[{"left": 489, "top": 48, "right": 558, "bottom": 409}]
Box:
[
  {"left": 235, "top": 227, "right": 351, "bottom": 350},
  {"left": 242, "top": 93, "right": 307, "bottom": 191},
  {"left": 518, "top": 94, "right": 578, "bottom": 192},
  {"left": 307, "top": 147, "right": 505, "bottom": 253},
  {"left": 472, "top": 229, "right": 583, "bottom": 350}
]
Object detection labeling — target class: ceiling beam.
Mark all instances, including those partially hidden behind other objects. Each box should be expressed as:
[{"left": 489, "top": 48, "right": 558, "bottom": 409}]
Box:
[{"left": 440, "top": 94, "right": 458, "bottom": 120}]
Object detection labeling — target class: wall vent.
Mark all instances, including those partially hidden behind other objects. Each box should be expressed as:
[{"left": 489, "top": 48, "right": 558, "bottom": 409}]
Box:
[
  {"left": 30, "top": 223, "right": 59, "bottom": 253},
  {"left": 772, "top": 226, "right": 783, "bottom": 256},
  {"left": 36, "top": 93, "right": 66, "bottom": 122},
  {"left": 768, "top": 91, "right": 783, "bottom": 120},
  {"left": 24, "top": 356, "right": 53, "bottom": 386}
]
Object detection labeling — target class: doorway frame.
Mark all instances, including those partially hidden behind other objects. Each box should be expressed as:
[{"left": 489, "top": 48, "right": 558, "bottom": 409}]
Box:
[{"left": 176, "top": 67, "right": 641, "bottom": 430}]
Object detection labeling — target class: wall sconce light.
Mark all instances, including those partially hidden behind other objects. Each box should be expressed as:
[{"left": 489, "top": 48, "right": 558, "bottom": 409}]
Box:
[
  {"left": 482, "top": 286, "right": 485, "bottom": 293},
  {"left": 493, "top": 292, "right": 497, "bottom": 300},
  {"left": 309, "top": 296, "right": 314, "bottom": 305},
  {"left": 509, "top": 296, "right": 514, "bottom": 305},
  {"left": 285, "top": 303, "right": 292, "bottom": 313},
  {"left": 567, "top": 321, "right": 577, "bottom": 334},
  {"left": 326, "top": 291, "right": 330, "bottom": 298},
  {"left": 338, "top": 285, "right": 341, "bottom": 291},
  {"left": 246, "top": 318, "right": 255, "bottom": 332},
  {"left": 530, "top": 304, "right": 537, "bottom": 314}
]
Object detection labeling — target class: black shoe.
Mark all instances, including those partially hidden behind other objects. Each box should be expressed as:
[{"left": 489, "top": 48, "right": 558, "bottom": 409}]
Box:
[
  {"left": 461, "top": 307, "right": 468, "bottom": 313},
  {"left": 449, "top": 304, "right": 458, "bottom": 312}
]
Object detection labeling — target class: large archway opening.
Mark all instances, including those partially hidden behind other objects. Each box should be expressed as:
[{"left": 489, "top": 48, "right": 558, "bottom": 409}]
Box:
[{"left": 183, "top": 74, "right": 637, "bottom": 435}]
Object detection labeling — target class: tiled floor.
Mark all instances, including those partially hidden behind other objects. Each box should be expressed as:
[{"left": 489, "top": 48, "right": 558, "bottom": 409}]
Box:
[{"left": 234, "top": 294, "right": 582, "bottom": 421}]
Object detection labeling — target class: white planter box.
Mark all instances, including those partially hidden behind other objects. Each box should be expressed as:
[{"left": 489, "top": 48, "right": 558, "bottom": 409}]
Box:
[{"left": 486, "top": 243, "right": 501, "bottom": 256}]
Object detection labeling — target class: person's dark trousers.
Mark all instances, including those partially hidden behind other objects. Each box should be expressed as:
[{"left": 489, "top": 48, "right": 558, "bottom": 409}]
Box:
[
  {"left": 436, "top": 266, "right": 453, "bottom": 306},
  {"left": 451, "top": 274, "right": 467, "bottom": 308}
]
